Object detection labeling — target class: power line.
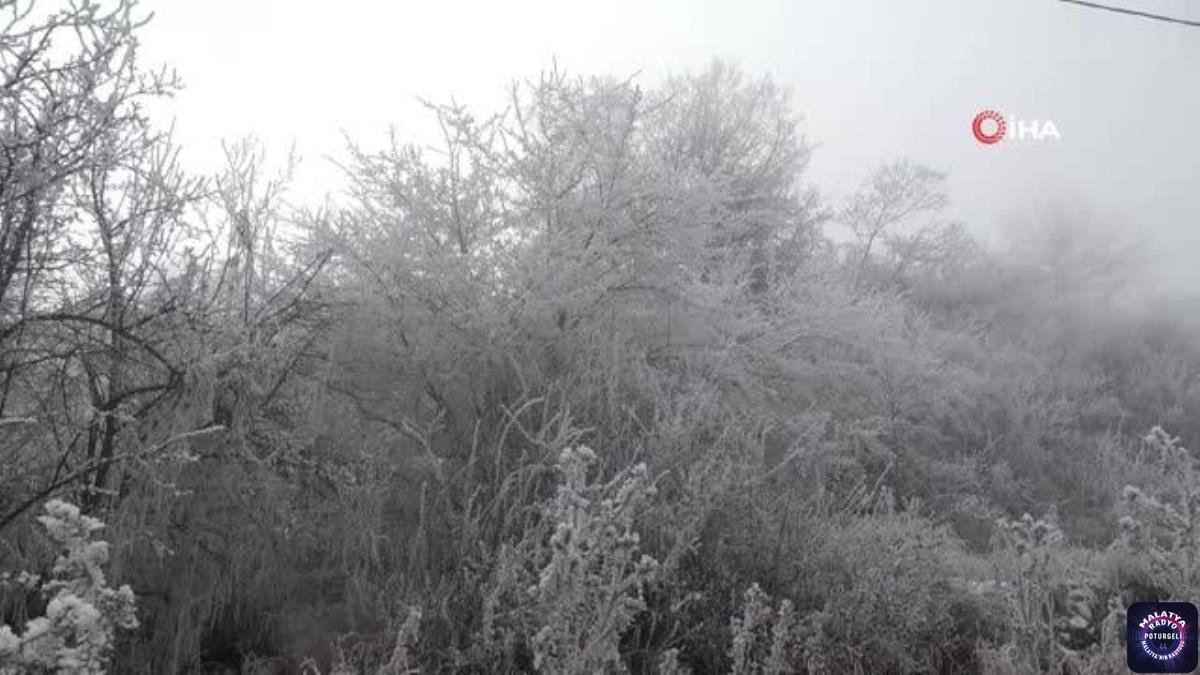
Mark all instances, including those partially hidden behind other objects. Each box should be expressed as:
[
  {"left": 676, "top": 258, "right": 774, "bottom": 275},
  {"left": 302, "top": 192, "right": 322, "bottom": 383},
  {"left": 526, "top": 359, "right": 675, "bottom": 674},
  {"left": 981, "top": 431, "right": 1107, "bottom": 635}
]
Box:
[{"left": 1057, "top": 0, "right": 1200, "bottom": 27}]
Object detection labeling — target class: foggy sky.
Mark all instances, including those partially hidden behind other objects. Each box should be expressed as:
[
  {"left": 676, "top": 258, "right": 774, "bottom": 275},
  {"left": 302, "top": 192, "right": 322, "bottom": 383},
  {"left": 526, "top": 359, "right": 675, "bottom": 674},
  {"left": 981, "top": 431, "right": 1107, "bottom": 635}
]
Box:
[{"left": 139, "top": 0, "right": 1200, "bottom": 294}]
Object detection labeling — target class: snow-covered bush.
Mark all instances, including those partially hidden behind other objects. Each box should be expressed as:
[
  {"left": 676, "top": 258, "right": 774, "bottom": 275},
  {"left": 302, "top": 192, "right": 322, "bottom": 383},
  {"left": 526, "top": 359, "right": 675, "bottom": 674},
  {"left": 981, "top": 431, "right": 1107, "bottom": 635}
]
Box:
[
  {"left": 528, "top": 446, "right": 660, "bottom": 672},
  {"left": 1115, "top": 426, "right": 1200, "bottom": 596},
  {"left": 0, "top": 500, "right": 137, "bottom": 674},
  {"left": 727, "top": 583, "right": 812, "bottom": 675},
  {"left": 479, "top": 445, "right": 659, "bottom": 674}
]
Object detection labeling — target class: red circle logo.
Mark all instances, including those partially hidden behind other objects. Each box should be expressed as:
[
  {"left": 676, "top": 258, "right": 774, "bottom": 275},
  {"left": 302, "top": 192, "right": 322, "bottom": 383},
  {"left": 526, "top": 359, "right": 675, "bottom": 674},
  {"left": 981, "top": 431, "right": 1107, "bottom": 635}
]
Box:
[{"left": 972, "top": 110, "right": 1006, "bottom": 145}]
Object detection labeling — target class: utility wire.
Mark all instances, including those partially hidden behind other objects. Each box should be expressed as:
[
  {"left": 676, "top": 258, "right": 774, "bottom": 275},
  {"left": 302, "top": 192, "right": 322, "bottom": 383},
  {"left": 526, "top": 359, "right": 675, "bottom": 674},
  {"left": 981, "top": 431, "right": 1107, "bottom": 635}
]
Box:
[{"left": 1058, "top": 0, "right": 1200, "bottom": 27}]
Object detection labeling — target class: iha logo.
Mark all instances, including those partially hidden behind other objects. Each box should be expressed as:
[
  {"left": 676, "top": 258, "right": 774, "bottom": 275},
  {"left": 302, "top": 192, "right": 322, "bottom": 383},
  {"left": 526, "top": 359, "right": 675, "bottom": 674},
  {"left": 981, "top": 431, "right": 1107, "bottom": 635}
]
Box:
[
  {"left": 1127, "top": 602, "right": 1199, "bottom": 673},
  {"left": 971, "top": 109, "right": 1061, "bottom": 145}
]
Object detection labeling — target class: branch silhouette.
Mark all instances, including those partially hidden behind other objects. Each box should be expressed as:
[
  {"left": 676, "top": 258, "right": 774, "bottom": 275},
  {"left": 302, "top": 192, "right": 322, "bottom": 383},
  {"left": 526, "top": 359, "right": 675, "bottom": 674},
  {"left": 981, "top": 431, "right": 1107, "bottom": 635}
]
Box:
[{"left": 1058, "top": 0, "right": 1200, "bottom": 28}]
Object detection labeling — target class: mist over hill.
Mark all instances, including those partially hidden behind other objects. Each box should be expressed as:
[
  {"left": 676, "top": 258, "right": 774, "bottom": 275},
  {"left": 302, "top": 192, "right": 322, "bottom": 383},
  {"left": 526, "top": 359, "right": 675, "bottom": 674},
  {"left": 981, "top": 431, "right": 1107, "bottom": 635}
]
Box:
[{"left": 1, "top": 2, "right": 1199, "bottom": 674}]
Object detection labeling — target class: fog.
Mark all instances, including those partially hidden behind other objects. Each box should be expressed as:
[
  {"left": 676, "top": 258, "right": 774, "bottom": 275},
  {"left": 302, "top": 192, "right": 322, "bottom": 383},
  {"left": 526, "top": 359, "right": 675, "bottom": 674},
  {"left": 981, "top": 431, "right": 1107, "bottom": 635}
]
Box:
[
  {"left": 6, "top": 2, "right": 1200, "bottom": 673},
  {"left": 140, "top": 0, "right": 1200, "bottom": 293}
]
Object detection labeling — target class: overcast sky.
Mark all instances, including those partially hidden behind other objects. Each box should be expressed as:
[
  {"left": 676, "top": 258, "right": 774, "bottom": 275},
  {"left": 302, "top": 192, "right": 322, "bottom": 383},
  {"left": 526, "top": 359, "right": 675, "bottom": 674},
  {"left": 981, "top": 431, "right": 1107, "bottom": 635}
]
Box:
[{"left": 138, "top": 0, "right": 1200, "bottom": 294}]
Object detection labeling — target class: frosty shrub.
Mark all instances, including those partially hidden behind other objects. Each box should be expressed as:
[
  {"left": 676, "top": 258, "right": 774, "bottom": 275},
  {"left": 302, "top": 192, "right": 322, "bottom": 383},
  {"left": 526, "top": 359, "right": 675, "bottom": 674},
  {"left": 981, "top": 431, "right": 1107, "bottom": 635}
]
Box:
[
  {"left": 0, "top": 500, "right": 138, "bottom": 674},
  {"left": 982, "top": 510, "right": 1109, "bottom": 674},
  {"left": 480, "top": 445, "right": 660, "bottom": 673},
  {"left": 790, "top": 511, "right": 970, "bottom": 673},
  {"left": 727, "top": 583, "right": 815, "bottom": 675},
  {"left": 1115, "top": 426, "right": 1200, "bottom": 596}
]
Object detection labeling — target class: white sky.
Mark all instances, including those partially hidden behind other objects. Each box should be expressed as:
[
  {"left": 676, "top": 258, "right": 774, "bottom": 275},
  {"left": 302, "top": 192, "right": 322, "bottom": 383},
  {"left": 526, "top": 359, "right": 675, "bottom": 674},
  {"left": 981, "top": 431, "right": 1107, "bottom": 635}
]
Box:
[{"left": 137, "top": 0, "right": 1200, "bottom": 292}]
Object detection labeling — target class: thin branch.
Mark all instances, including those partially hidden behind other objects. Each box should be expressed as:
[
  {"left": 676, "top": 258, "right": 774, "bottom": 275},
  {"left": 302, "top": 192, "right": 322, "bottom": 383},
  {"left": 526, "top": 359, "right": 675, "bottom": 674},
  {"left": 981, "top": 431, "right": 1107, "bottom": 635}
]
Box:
[
  {"left": 0, "top": 425, "right": 226, "bottom": 533},
  {"left": 1058, "top": 0, "right": 1200, "bottom": 27}
]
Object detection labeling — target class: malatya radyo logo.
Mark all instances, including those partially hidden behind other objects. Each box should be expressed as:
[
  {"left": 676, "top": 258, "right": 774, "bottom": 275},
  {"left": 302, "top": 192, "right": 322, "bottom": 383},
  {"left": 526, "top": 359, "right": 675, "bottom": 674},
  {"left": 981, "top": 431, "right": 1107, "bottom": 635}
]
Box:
[
  {"left": 972, "top": 109, "right": 1061, "bottom": 145},
  {"left": 1127, "top": 602, "right": 1198, "bottom": 673}
]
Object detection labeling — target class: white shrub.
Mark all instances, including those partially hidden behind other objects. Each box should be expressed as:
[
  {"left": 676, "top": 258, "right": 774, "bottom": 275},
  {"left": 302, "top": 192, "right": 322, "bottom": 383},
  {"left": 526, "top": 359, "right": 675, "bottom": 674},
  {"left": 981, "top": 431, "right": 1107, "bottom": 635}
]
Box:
[{"left": 0, "top": 500, "right": 137, "bottom": 674}]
